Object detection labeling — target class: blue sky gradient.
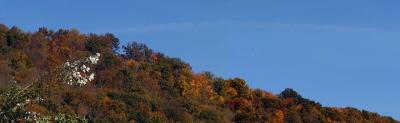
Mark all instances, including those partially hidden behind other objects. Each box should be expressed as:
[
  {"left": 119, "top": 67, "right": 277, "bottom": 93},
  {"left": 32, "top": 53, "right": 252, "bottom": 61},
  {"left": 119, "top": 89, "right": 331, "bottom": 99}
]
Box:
[{"left": 1, "top": 0, "right": 399, "bottom": 119}]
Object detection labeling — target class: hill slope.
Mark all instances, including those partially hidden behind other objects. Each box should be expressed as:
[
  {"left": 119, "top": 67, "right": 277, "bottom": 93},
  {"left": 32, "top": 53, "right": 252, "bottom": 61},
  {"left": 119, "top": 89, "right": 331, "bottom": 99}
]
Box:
[{"left": 0, "top": 24, "right": 398, "bottom": 122}]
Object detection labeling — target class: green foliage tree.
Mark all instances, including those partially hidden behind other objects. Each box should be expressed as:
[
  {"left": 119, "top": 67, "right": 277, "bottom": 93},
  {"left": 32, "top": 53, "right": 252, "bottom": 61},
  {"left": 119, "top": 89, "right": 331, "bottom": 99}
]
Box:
[
  {"left": 123, "top": 42, "right": 153, "bottom": 62},
  {"left": 279, "top": 88, "right": 302, "bottom": 99}
]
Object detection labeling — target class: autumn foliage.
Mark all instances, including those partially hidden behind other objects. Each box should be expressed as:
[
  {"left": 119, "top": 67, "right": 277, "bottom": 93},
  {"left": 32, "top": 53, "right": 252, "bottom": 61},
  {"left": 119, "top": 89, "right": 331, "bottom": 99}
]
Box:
[{"left": 0, "top": 24, "right": 398, "bottom": 123}]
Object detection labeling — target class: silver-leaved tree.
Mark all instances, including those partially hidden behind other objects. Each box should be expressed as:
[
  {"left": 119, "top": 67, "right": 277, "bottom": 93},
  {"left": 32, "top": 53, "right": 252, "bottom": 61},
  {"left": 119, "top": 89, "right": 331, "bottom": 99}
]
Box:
[{"left": 0, "top": 53, "right": 100, "bottom": 123}]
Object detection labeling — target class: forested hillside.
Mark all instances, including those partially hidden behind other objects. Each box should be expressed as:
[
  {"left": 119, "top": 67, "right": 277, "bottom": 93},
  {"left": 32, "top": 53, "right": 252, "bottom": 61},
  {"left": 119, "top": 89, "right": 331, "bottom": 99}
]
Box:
[{"left": 0, "top": 24, "right": 398, "bottom": 122}]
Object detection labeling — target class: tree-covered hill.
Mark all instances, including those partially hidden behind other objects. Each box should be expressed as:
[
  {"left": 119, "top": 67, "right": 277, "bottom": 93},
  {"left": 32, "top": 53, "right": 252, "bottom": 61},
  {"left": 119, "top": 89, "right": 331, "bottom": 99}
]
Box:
[{"left": 0, "top": 24, "right": 398, "bottom": 122}]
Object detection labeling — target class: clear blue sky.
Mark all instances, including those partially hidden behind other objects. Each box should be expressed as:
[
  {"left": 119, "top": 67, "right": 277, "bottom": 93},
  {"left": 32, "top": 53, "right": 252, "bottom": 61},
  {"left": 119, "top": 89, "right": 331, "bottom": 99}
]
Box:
[{"left": 1, "top": 0, "right": 399, "bottom": 119}]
